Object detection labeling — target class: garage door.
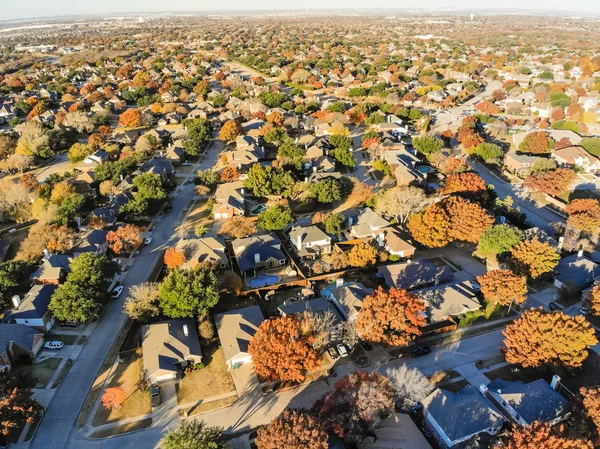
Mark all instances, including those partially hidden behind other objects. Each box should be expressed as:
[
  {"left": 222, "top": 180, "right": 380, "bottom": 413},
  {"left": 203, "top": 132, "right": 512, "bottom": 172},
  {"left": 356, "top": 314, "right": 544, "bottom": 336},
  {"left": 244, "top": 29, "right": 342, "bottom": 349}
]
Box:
[{"left": 153, "top": 373, "right": 176, "bottom": 383}]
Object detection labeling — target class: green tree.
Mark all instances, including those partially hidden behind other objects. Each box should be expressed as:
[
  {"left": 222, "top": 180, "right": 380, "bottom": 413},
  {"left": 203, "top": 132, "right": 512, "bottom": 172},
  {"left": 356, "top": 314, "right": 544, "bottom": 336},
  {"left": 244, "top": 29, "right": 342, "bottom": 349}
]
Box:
[
  {"left": 257, "top": 204, "right": 293, "bottom": 231},
  {"left": 56, "top": 193, "right": 85, "bottom": 225},
  {"left": 322, "top": 213, "right": 345, "bottom": 237},
  {"left": 162, "top": 421, "right": 227, "bottom": 449},
  {"left": 412, "top": 136, "right": 443, "bottom": 156},
  {"left": 332, "top": 147, "right": 356, "bottom": 168},
  {"left": 243, "top": 164, "right": 294, "bottom": 197},
  {"left": 67, "top": 143, "right": 94, "bottom": 163},
  {"left": 310, "top": 179, "right": 342, "bottom": 204},
  {"left": 121, "top": 173, "right": 167, "bottom": 220},
  {"left": 471, "top": 143, "right": 503, "bottom": 162},
  {"left": 159, "top": 269, "right": 219, "bottom": 318},
  {"left": 0, "top": 261, "right": 33, "bottom": 309},
  {"left": 478, "top": 224, "right": 524, "bottom": 256},
  {"left": 182, "top": 118, "right": 211, "bottom": 156}
]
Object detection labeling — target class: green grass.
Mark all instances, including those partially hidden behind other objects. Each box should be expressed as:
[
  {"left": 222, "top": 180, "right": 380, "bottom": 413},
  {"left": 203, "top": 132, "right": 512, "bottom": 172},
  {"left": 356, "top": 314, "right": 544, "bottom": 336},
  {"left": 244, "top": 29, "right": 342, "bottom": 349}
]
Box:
[
  {"left": 51, "top": 359, "right": 72, "bottom": 389},
  {"left": 457, "top": 300, "right": 511, "bottom": 328},
  {"left": 13, "top": 358, "right": 62, "bottom": 388}
]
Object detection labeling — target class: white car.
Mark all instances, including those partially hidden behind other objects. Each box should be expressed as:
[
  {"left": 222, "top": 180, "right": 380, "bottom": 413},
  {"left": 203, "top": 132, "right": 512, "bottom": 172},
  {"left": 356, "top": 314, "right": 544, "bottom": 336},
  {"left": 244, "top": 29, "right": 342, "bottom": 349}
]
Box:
[
  {"left": 336, "top": 344, "right": 349, "bottom": 357},
  {"left": 112, "top": 259, "right": 122, "bottom": 265},
  {"left": 44, "top": 341, "right": 64, "bottom": 350},
  {"left": 144, "top": 237, "right": 153, "bottom": 245},
  {"left": 111, "top": 286, "right": 124, "bottom": 299}
]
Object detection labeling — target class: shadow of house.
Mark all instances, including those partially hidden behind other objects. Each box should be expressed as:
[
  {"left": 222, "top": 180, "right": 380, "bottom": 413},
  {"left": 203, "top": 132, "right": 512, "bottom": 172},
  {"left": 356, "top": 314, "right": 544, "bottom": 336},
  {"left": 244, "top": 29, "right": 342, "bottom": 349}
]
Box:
[
  {"left": 378, "top": 259, "right": 453, "bottom": 291},
  {"left": 553, "top": 253, "right": 600, "bottom": 294}
]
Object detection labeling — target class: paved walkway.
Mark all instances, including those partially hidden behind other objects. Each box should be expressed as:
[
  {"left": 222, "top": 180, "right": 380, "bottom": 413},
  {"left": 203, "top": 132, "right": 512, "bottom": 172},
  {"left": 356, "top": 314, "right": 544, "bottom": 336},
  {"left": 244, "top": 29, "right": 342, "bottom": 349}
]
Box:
[{"left": 455, "top": 363, "right": 491, "bottom": 389}]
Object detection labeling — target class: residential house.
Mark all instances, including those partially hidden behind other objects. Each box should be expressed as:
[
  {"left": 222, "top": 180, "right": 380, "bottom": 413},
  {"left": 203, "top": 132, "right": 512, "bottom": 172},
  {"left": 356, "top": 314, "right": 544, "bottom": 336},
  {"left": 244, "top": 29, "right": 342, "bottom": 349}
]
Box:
[
  {"left": 378, "top": 228, "right": 416, "bottom": 259},
  {"left": 348, "top": 209, "right": 390, "bottom": 239},
  {"left": 177, "top": 237, "right": 228, "bottom": 270},
  {"left": 413, "top": 282, "right": 482, "bottom": 324},
  {"left": 30, "top": 254, "right": 72, "bottom": 285},
  {"left": 357, "top": 413, "right": 432, "bottom": 449},
  {"left": 485, "top": 376, "right": 570, "bottom": 426},
  {"left": 214, "top": 305, "right": 265, "bottom": 370},
  {"left": 140, "top": 158, "right": 174, "bottom": 181},
  {"left": 165, "top": 142, "right": 185, "bottom": 166},
  {"left": 0, "top": 324, "right": 44, "bottom": 369},
  {"left": 504, "top": 153, "right": 541, "bottom": 176},
  {"left": 377, "top": 122, "right": 409, "bottom": 137},
  {"left": 213, "top": 181, "right": 246, "bottom": 220},
  {"left": 552, "top": 145, "right": 600, "bottom": 174},
  {"left": 377, "top": 259, "right": 453, "bottom": 291},
  {"left": 288, "top": 225, "right": 332, "bottom": 259},
  {"left": 231, "top": 234, "right": 287, "bottom": 279},
  {"left": 73, "top": 229, "right": 109, "bottom": 255},
  {"left": 141, "top": 319, "right": 203, "bottom": 383},
  {"left": 8, "top": 284, "right": 56, "bottom": 331},
  {"left": 512, "top": 129, "right": 582, "bottom": 150},
  {"left": 553, "top": 252, "right": 600, "bottom": 292},
  {"left": 83, "top": 150, "right": 110, "bottom": 166},
  {"left": 321, "top": 282, "right": 373, "bottom": 321},
  {"left": 422, "top": 385, "right": 505, "bottom": 448}
]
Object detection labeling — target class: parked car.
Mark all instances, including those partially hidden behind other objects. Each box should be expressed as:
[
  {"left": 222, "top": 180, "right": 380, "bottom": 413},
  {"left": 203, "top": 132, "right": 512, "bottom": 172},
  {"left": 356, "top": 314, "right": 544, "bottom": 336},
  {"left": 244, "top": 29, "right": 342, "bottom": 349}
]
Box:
[
  {"left": 44, "top": 341, "right": 64, "bottom": 350},
  {"left": 327, "top": 345, "right": 339, "bottom": 360},
  {"left": 164, "top": 204, "right": 172, "bottom": 213},
  {"left": 144, "top": 237, "right": 153, "bottom": 245},
  {"left": 111, "top": 286, "right": 124, "bottom": 299},
  {"left": 580, "top": 304, "right": 590, "bottom": 315},
  {"left": 411, "top": 346, "right": 432, "bottom": 358},
  {"left": 549, "top": 302, "right": 559, "bottom": 311},
  {"left": 336, "top": 343, "right": 349, "bottom": 357},
  {"left": 58, "top": 320, "right": 79, "bottom": 328},
  {"left": 150, "top": 384, "right": 161, "bottom": 407},
  {"left": 112, "top": 259, "right": 122, "bottom": 265}
]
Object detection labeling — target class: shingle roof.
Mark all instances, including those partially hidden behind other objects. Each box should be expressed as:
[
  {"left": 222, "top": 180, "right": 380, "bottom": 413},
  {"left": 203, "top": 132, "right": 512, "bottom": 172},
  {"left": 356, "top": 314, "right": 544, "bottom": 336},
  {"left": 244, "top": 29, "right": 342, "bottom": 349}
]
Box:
[
  {"left": 554, "top": 254, "right": 600, "bottom": 288},
  {"left": 413, "top": 282, "right": 481, "bottom": 322},
  {"left": 11, "top": 284, "right": 56, "bottom": 320},
  {"left": 377, "top": 259, "right": 453, "bottom": 290},
  {"left": 0, "top": 324, "right": 43, "bottom": 353},
  {"left": 214, "top": 306, "right": 264, "bottom": 364},
  {"left": 232, "top": 234, "right": 286, "bottom": 273}
]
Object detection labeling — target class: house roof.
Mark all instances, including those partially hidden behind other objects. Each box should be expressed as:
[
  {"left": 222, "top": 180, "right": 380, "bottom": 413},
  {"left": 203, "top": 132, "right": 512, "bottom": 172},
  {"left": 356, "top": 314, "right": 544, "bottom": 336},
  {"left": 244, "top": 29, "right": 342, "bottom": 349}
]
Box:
[
  {"left": 377, "top": 259, "right": 453, "bottom": 290},
  {"left": 554, "top": 254, "right": 600, "bottom": 288},
  {"left": 413, "top": 282, "right": 481, "bottom": 323},
  {"left": 73, "top": 229, "right": 108, "bottom": 254},
  {"left": 289, "top": 225, "right": 330, "bottom": 246},
  {"left": 553, "top": 145, "right": 599, "bottom": 165},
  {"left": 141, "top": 319, "right": 203, "bottom": 379},
  {"left": 215, "top": 181, "right": 245, "bottom": 204},
  {"left": 140, "top": 158, "right": 174, "bottom": 177},
  {"left": 357, "top": 413, "right": 432, "bottom": 449},
  {"left": 214, "top": 305, "right": 264, "bottom": 364},
  {"left": 382, "top": 228, "right": 416, "bottom": 254},
  {"left": 177, "top": 237, "right": 227, "bottom": 269},
  {"left": 487, "top": 378, "right": 570, "bottom": 424},
  {"left": 350, "top": 209, "right": 390, "bottom": 238},
  {"left": 422, "top": 385, "right": 505, "bottom": 443},
  {"left": 30, "top": 255, "right": 73, "bottom": 281},
  {"left": 11, "top": 284, "right": 56, "bottom": 320},
  {"left": 231, "top": 233, "right": 286, "bottom": 273},
  {"left": 325, "top": 282, "right": 372, "bottom": 320},
  {"left": 0, "top": 324, "right": 43, "bottom": 354},
  {"left": 278, "top": 297, "right": 342, "bottom": 324}
]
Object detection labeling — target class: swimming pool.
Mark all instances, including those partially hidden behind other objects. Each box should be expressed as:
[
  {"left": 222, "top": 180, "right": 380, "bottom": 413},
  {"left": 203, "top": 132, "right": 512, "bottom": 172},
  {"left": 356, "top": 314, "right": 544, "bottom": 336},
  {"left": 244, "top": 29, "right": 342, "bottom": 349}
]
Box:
[
  {"left": 250, "top": 204, "right": 269, "bottom": 215},
  {"left": 247, "top": 274, "right": 281, "bottom": 288},
  {"left": 417, "top": 165, "right": 433, "bottom": 174}
]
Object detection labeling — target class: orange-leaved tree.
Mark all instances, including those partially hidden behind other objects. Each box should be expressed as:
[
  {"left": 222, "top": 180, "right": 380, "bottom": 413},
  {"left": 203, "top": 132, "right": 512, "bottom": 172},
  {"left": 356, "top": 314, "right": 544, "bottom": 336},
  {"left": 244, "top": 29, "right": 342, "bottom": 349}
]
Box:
[
  {"left": 445, "top": 196, "right": 495, "bottom": 243},
  {"left": 407, "top": 202, "right": 452, "bottom": 248},
  {"left": 220, "top": 166, "right": 240, "bottom": 182},
  {"left": 106, "top": 224, "right": 143, "bottom": 255},
  {"left": 219, "top": 120, "right": 243, "bottom": 142},
  {"left": 248, "top": 315, "right": 320, "bottom": 382},
  {"left": 101, "top": 387, "right": 127, "bottom": 410},
  {"left": 357, "top": 287, "right": 426, "bottom": 347},
  {"left": 503, "top": 308, "right": 597, "bottom": 369},
  {"left": 441, "top": 172, "right": 485, "bottom": 195},
  {"left": 518, "top": 131, "right": 553, "bottom": 154},
  {"left": 164, "top": 247, "right": 186, "bottom": 270},
  {"left": 566, "top": 198, "right": 600, "bottom": 233},
  {"left": 119, "top": 108, "right": 142, "bottom": 127},
  {"left": 589, "top": 285, "right": 600, "bottom": 317},
  {"left": 581, "top": 386, "right": 600, "bottom": 434},
  {"left": 348, "top": 242, "right": 377, "bottom": 267},
  {"left": 492, "top": 422, "right": 593, "bottom": 449},
  {"left": 509, "top": 237, "right": 559, "bottom": 278},
  {"left": 477, "top": 269, "right": 527, "bottom": 307},
  {"left": 255, "top": 409, "right": 328, "bottom": 449},
  {"left": 524, "top": 168, "right": 576, "bottom": 197}
]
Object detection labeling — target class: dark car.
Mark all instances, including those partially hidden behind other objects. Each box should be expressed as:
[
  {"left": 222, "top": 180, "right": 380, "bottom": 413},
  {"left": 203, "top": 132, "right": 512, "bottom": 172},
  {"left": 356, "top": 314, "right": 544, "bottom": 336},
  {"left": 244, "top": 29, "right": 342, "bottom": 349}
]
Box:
[
  {"left": 327, "top": 345, "right": 339, "bottom": 360},
  {"left": 150, "top": 384, "right": 161, "bottom": 407},
  {"left": 411, "top": 346, "right": 432, "bottom": 358},
  {"left": 164, "top": 204, "right": 172, "bottom": 213},
  {"left": 549, "top": 302, "right": 559, "bottom": 311}
]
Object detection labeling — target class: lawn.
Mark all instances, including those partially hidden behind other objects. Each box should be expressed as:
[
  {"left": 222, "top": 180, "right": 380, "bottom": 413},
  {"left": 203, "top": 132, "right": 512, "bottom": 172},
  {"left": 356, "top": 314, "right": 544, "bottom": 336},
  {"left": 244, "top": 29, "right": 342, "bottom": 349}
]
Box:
[
  {"left": 13, "top": 357, "right": 62, "bottom": 388},
  {"left": 457, "top": 300, "right": 512, "bottom": 328},
  {"left": 180, "top": 199, "right": 212, "bottom": 233},
  {"left": 0, "top": 227, "right": 30, "bottom": 260},
  {"left": 180, "top": 395, "right": 238, "bottom": 418},
  {"left": 51, "top": 359, "right": 72, "bottom": 389},
  {"left": 91, "top": 349, "right": 151, "bottom": 426},
  {"left": 176, "top": 345, "right": 236, "bottom": 406}
]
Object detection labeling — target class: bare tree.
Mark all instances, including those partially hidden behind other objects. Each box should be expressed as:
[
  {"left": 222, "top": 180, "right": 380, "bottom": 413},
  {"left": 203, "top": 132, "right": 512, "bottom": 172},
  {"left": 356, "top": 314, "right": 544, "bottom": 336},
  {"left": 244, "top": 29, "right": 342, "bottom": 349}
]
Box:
[
  {"left": 301, "top": 309, "right": 336, "bottom": 350},
  {"left": 375, "top": 186, "right": 429, "bottom": 225},
  {"left": 63, "top": 111, "right": 95, "bottom": 133},
  {"left": 385, "top": 365, "right": 433, "bottom": 411},
  {"left": 123, "top": 283, "right": 161, "bottom": 322}
]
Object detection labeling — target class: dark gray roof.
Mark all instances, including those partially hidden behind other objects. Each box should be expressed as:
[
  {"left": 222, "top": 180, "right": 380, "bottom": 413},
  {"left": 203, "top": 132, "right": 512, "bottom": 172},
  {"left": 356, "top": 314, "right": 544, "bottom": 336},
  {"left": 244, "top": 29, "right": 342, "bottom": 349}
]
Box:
[
  {"left": 232, "top": 234, "right": 286, "bottom": 273},
  {"left": 73, "top": 229, "right": 108, "bottom": 254},
  {"left": 487, "top": 379, "right": 570, "bottom": 424},
  {"left": 422, "top": 385, "right": 505, "bottom": 443},
  {"left": 214, "top": 305, "right": 265, "bottom": 364},
  {"left": 140, "top": 158, "right": 174, "bottom": 177},
  {"left": 554, "top": 255, "right": 600, "bottom": 289},
  {"left": 11, "top": 285, "right": 56, "bottom": 320},
  {"left": 378, "top": 259, "right": 453, "bottom": 290},
  {"left": 278, "top": 297, "right": 342, "bottom": 324},
  {"left": 0, "top": 324, "right": 43, "bottom": 353}
]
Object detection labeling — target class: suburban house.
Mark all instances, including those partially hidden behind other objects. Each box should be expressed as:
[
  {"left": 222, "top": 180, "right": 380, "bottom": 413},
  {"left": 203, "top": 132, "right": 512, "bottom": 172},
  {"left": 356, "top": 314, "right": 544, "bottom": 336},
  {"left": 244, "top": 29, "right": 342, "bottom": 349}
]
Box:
[
  {"left": 377, "top": 121, "right": 409, "bottom": 137},
  {"left": 357, "top": 413, "right": 432, "bottom": 449},
  {"left": 231, "top": 234, "right": 287, "bottom": 279},
  {"left": 214, "top": 181, "right": 246, "bottom": 220},
  {"left": 377, "top": 228, "right": 416, "bottom": 259},
  {"left": 553, "top": 252, "right": 600, "bottom": 292},
  {"left": 141, "top": 319, "right": 203, "bottom": 383},
  {"left": 551, "top": 145, "right": 600, "bottom": 174},
  {"left": 484, "top": 376, "right": 570, "bottom": 426},
  {"left": 177, "top": 237, "right": 228, "bottom": 270},
  {"left": 215, "top": 305, "right": 265, "bottom": 370},
  {"left": 413, "top": 282, "right": 482, "bottom": 325},
  {"left": 422, "top": 385, "right": 505, "bottom": 448},
  {"left": 504, "top": 153, "right": 541, "bottom": 176},
  {"left": 72, "top": 229, "right": 109, "bottom": 255},
  {"left": 30, "top": 254, "right": 72, "bottom": 285},
  {"left": 278, "top": 297, "right": 343, "bottom": 340},
  {"left": 8, "top": 284, "right": 57, "bottom": 332},
  {"left": 83, "top": 150, "right": 110, "bottom": 166},
  {"left": 165, "top": 142, "right": 185, "bottom": 166},
  {"left": 348, "top": 209, "right": 390, "bottom": 239},
  {"left": 377, "top": 259, "right": 453, "bottom": 291},
  {"left": 140, "top": 158, "right": 174, "bottom": 181},
  {"left": 321, "top": 282, "right": 373, "bottom": 321},
  {"left": 0, "top": 324, "right": 45, "bottom": 369},
  {"left": 288, "top": 225, "right": 332, "bottom": 259}
]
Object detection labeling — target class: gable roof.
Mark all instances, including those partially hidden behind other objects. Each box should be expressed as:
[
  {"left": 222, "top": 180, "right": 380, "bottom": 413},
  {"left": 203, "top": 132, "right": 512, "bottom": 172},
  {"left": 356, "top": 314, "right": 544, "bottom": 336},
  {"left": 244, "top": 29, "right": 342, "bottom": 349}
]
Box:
[
  {"left": 413, "top": 282, "right": 481, "bottom": 322},
  {"left": 278, "top": 297, "right": 342, "bottom": 324},
  {"left": 554, "top": 254, "right": 600, "bottom": 288},
  {"left": 377, "top": 259, "right": 453, "bottom": 290},
  {"left": 0, "top": 324, "right": 43, "bottom": 354},
  {"left": 289, "top": 225, "right": 330, "bottom": 245},
  {"left": 553, "top": 145, "right": 599, "bottom": 165},
  {"left": 214, "top": 305, "right": 264, "bottom": 364},
  {"left": 357, "top": 413, "right": 432, "bottom": 449},
  {"left": 11, "top": 284, "right": 56, "bottom": 320},
  {"left": 177, "top": 237, "right": 227, "bottom": 269},
  {"left": 382, "top": 228, "right": 416, "bottom": 254},
  {"left": 350, "top": 209, "right": 390, "bottom": 238},
  {"left": 324, "top": 282, "right": 372, "bottom": 320},
  {"left": 30, "top": 255, "right": 73, "bottom": 282}
]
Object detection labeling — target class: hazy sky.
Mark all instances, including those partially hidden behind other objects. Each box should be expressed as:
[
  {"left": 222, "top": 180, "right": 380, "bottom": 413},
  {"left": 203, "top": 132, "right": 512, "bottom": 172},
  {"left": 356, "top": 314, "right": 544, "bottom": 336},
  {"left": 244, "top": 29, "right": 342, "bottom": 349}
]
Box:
[{"left": 1, "top": 0, "right": 600, "bottom": 21}]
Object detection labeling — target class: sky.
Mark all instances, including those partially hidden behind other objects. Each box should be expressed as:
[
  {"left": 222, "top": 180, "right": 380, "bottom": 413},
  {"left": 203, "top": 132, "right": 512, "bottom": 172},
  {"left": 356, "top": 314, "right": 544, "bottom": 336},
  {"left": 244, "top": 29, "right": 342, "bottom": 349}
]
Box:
[{"left": 1, "top": 0, "right": 600, "bottom": 21}]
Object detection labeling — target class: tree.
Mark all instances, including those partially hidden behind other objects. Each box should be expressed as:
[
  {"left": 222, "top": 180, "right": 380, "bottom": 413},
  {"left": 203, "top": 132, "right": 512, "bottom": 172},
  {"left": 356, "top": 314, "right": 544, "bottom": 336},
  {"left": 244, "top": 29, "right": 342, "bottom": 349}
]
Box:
[
  {"left": 50, "top": 181, "right": 75, "bottom": 205},
  {"left": 407, "top": 203, "right": 452, "bottom": 248},
  {"left": 519, "top": 131, "right": 553, "bottom": 155},
  {"left": 106, "top": 224, "right": 142, "bottom": 255},
  {"left": 510, "top": 237, "right": 559, "bottom": 278},
  {"left": 121, "top": 173, "right": 167, "bottom": 220},
  {"left": 0, "top": 153, "right": 33, "bottom": 173},
  {"left": 412, "top": 136, "right": 443, "bottom": 156},
  {"left": 348, "top": 242, "right": 377, "bottom": 267},
  {"left": 118, "top": 108, "right": 142, "bottom": 127},
  {"left": 220, "top": 166, "right": 240, "bottom": 182},
  {"left": 530, "top": 157, "right": 557, "bottom": 173},
  {"left": 162, "top": 420, "right": 227, "bottom": 449},
  {"left": 257, "top": 204, "right": 293, "bottom": 231},
  {"left": 309, "top": 179, "right": 342, "bottom": 204},
  {"left": 123, "top": 282, "right": 160, "bottom": 322},
  {"left": 194, "top": 224, "right": 208, "bottom": 237},
  {"left": 581, "top": 387, "right": 600, "bottom": 434},
  {"left": 56, "top": 193, "right": 85, "bottom": 225},
  {"left": 196, "top": 169, "right": 219, "bottom": 188},
  {"left": 256, "top": 409, "right": 328, "bottom": 449},
  {"left": 101, "top": 387, "right": 127, "bottom": 410},
  {"left": 524, "top": 168, "right": 576, "bottom": 197},
  {"left": 332, "top": 147, "right": 356, "bottom": 168},
  {"left": 375, "top": 186, "right": 428, "bottom": 225},
  {"left": 322, "top": 213, "right": 345, "bottom": 237},
  {"left": 248, "top": 315, "right": 320, "bottom": 382},
  {"left": 566, "top": 199, "right": 600, "bottom": 233},
  {"left": 477, "top": 270, "right": 527, "bottom": 307},
  {"left": 219, "top": 120, "right": 243, "bottom": 142},
  {"left": 503, "top": 309, "right": 597, "bottom": 369},
  {"left": 385, "top": 365, "right": 433, "bottom": 411},
  {"left": 0, "top": 260, "right": 33, "bottom": 309},
  {"left": 243, "top": 164, "right": 294, "bottom": 197},
  {"left": 492, "top": 422, "right": 593, "bottom": 449},
  {"left": 357, "top": 287, "right": 426, "bottom": 346},
  {"left": 45, "top": 224, "right": 76, "bottom": 253},
  {"left": 442, "top": 172, "right": 485, "bottom": 195},
  {"left": 0, "top": 370, "right": 41, "bottom": 436},
  {"left": 588, "top": 285, "right": 600, "bottom": 317},
  {"left": 164, "top": 247, "right": 186, "bottom": 270},
  {"left": 15, "top": 121, "right": 50, "bottom": 157},
  {"left": 218, "top": 216, "right": 257, "bottom": 239},
  {"left": 314, "top": 371, "right": 393, "bottom": 441},
  {"left": 159, "top": 268, "right": 219, "bottom": 318},
  {"left": 478, "top": 224, "right": 524, "bottom": 256},
  {"left": 63, "top": 111, "right": 94, "bottom": 133}
]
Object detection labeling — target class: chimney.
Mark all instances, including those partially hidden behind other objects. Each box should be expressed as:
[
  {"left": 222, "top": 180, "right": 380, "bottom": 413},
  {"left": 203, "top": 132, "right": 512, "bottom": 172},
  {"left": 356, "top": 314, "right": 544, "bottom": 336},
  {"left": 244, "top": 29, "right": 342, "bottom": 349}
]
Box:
[
  {"left": 479, "top": 383, "right": 488, "bottom": 396},
  {"left": 12, "top": 295, "right": 20, "bottom": 309},
  {"left": 550, "top": 375, "right": 561, "bottom": 391},
  {"left": 183, "top": 324, "right": 189, "bottom": 337},
  {"left": 336, "top": 278, "right": 344, "bottom": 287},
  {"left": 297, "top": 233, "right": 302, "bottom": 251},
  {"left": 43, "top": 248, "right": 51, "bottom": 259},
  {"left": 578, "top": 249, "right": 584, "bottom": 258},
  {"left": 240, "top": 188, "right": 244, "bottom": 195},
  {"left": 254, "top": 253, "right": 260, "bottom": 264},
  {"left": 557, "top": 236, "right": 564, "bottom": 251}
]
